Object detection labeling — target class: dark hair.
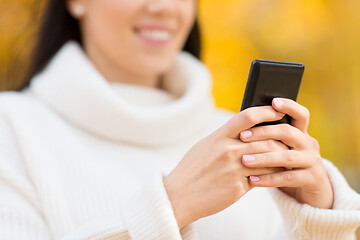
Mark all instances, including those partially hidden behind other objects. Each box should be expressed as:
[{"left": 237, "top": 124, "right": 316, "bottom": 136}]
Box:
[{"left": 19, "top": 0, "right": 201, "bottom": 91}]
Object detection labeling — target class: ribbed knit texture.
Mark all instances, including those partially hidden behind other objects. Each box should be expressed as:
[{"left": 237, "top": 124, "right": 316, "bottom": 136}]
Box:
[
  {"left": 269, "top": 160, "right": 360, "bottom": 240},
  {"left": 0, "top": 41, "right": 359, "bottom": 239},
  {"left": 122, "top": 173, "right": 190, "bottom": 240}
]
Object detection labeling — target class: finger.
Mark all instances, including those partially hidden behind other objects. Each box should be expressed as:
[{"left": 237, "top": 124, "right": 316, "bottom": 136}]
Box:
[
  {"left": 242, "top": 139, "right": 289, "bottom": 154},
  {"left": 242, "top": 166, "right": 284, "bottom": 178},
  {"left": 222, "top": 106, "right": 285, "bottom": 139},
  {"left": 223, "top": 138, "right": 289, "bottom": 161},
  {"left": 239, "top": 124, "right": 309, "bottom": 149},
  {"left": 248, "top": 169, "right": 311, "bottom": 188},
  {"left": 242, "top": 150, "right": 312, "bottom": 169},
  {"left": 272, "top": 98, "right": 310, "bottom": 133}
]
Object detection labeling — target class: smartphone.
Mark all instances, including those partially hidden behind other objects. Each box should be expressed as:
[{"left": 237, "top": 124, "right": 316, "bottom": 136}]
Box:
[{"left": 240, "top": 59, "right": 304, "bottom": 126}]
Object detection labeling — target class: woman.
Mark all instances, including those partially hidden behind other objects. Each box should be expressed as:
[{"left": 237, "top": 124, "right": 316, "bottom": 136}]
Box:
[{"left": 0, "top": 0, "right": 359, "bottom": 239}]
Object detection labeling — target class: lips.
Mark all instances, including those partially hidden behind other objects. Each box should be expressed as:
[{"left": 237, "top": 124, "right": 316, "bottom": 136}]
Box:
[
  {"left": 137, "top": 29, "right": 171, "bottom": 41},
  {"left": 134, "top": 25, "right": 174, "bottom": 44}
]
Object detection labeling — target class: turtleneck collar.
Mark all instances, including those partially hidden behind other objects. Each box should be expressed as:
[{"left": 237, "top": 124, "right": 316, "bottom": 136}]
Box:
[{"left": 28, "top": 41, "right": 215, "bottom": 147}]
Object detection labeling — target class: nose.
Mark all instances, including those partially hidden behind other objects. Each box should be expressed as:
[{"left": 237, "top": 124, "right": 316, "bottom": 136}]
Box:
[{"left": 146, "top": 0, "right": 177, "bottom": 18}]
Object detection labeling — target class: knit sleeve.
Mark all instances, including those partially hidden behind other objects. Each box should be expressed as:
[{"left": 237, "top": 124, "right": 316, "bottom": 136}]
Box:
[
  {"left": 60, "top": 173, "right": 197, "bottom": 240},
  {"left": 0, "top": 116, "right": 196, "bottom": 240},
  {"left": 269, "top": 159, "right": 360, "bottom": 240},
  {"left": 0, "top": 174, "right": 195, "bottom": 240},
  {"left": 0, "top": 115, "right": 52, "bottom": 239}
]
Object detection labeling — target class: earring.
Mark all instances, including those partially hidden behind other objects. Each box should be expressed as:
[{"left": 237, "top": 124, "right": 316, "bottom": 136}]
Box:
[{"left": 72, "top": 4, "right": 85, "bottom": 17}]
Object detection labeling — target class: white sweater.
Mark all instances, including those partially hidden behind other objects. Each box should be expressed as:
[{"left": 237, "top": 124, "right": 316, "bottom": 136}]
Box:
[{"left": 0, "top": 41, "right": 359, "bottom": 240}]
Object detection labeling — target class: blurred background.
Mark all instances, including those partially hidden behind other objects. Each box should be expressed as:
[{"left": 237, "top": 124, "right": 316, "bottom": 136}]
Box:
[
  {"left": 0, "top": 0, "right": 359, "bottom": 236},
  {"left": 198, "top": 0, "right": 360, "bottom": 191}
]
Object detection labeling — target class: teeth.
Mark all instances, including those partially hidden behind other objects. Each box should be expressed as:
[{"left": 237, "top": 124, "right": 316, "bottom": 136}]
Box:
[{"left": 138, "top": 30, "right": 171, "bottom": 41}]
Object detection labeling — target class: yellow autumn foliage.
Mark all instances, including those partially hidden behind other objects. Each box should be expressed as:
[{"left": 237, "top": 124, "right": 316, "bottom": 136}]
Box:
[{"left": 199, "top": 0, "right": 360, "bottom": 193}]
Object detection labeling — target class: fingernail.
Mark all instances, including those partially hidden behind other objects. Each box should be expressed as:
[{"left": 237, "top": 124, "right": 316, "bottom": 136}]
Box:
[
  {"left": 249, "top": 176, "right": 261, "bottom": 182},
  {"left": 273, "top": 98, "right": 284, "bottom": 107},
  {"left": 240, "top": 130, "right": 252, "bottom": 139},
  {"left": 243, "top": 155, "right": 255, "bottom": 163}
]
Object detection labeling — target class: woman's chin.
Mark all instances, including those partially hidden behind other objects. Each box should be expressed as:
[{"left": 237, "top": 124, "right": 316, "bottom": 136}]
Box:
[{"left": 138, "top": 58, "right": 175, "bottom": 76}]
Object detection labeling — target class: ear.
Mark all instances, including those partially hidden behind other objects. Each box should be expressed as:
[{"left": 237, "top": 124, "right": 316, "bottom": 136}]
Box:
[{"left": 67, "top": 0, "right": 86, "bottom": 19}]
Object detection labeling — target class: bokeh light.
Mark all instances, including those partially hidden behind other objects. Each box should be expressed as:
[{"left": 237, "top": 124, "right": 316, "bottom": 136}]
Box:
[{"left": 199, "top": 0, "right": 360, "bottom": 192}]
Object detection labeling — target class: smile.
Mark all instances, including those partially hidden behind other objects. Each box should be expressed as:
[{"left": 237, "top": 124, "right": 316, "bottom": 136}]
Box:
[
  {"left": 137, "top": 29, "right": 171, "bottom": 41},
  {"left": 134, "top": 25, "right": 174, "bottom": 45}
]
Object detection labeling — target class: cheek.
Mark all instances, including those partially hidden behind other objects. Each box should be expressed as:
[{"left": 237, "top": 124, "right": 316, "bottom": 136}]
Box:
[
  {"left": 180, "top": 3, "right": 197, "bottom": 36},
  {"left": 83, "top": 1, "right": 157, "bottom": 75},
  {"left": 85, "top": 0, "right": 134, "bottom": 45}
]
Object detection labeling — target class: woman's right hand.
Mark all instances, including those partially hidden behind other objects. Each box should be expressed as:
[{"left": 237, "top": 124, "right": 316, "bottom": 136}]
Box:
[{"left": 164, "top": 106, "right": 288, "bottom": 229}]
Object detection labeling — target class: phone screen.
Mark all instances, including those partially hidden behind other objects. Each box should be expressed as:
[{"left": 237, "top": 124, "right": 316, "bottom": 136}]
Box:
[{"left": 240, "top": 59, "right": 304, "bottom": 125}]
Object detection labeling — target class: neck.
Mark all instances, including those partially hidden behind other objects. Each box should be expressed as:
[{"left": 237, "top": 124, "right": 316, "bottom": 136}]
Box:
[{"left": 84, "top": 43, "right": 161, "bottom": 89}]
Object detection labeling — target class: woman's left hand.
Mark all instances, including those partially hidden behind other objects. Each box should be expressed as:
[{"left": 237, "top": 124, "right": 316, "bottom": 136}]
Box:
[{"left": 239, "top": 98, "right": 334, "bottom": 209}]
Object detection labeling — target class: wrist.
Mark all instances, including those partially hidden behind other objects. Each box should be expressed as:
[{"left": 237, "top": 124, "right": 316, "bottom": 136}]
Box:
[
  {"left": 305, "top": 171, "right": 334, "bottom": 209},
  {"left": 163, "top": 176, "right": 191, "bottom": 229}
]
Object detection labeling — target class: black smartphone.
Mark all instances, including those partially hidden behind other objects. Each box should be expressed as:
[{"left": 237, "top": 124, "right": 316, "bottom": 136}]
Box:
[{"left": 240, "top": 59, "right": 304, "bottom": 126}]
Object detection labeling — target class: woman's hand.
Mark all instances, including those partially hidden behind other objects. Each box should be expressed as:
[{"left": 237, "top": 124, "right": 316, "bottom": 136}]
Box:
[
  {"left": 164, "top": 106, "right": 288, "bottom": 229},
  {"left": 240, "top": 98, "right": 334, "bottom": 209}
]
